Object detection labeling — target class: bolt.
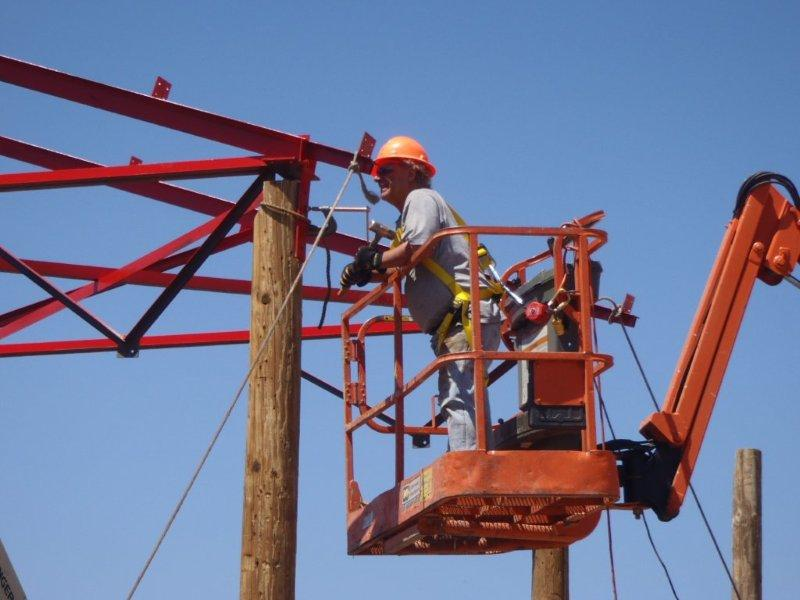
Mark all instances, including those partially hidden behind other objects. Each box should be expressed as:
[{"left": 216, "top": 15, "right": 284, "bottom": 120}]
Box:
[
  {"left": 774, "top": 254, "right": 787, "bottom": 267},
  {"left": 752, "top": 242, "right": 764, "bottom": 254}
]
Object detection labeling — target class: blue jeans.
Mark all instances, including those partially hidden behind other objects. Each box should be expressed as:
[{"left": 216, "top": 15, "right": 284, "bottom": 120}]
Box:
[{"left": 431, "top": 320, "right": 502, "bottom": 451}]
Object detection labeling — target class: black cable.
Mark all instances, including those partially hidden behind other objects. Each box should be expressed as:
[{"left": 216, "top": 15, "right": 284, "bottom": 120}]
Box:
[
  {"left": 688, "top": 484, "right": 743, "bottom": 600},
  {"left": 618, "top": 322, "right": 741, "bottom": 598},
  {"left": 592, "top": 325, "right": 619, "bottom": 599},
  {"left": 317, "top": 246, "right": 332, "bottom": 328},
  {"left": 300, "top": 369, "right": 397, "bottom": 428},
  {"left": 618, "top": 323, "right": 661, "bottom": 412},
  {"left": 605, "top": 510, "right": 619, "bottom": 600},
  {"left": 733, "top": 171, "right": 800, "bottom": 217},
  {"left": 597, "top": 384, "right": 617, "bottom": 440},
  {"left": 592, "top": 325, "right": 618, "bottom": 441},
  {"left": 642, "top": 512, "right": 681, "bottom": 600}
]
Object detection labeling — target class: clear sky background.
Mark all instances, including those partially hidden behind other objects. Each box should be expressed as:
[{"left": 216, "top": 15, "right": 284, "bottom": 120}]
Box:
[{"left": 2, "top": 2, "right": 800, "bottom": 598}]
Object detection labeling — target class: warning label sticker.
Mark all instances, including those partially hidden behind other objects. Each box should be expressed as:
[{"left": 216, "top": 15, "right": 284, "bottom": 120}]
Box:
[{"left": 400, "top": 468, "right": 433, "bottom": 512}]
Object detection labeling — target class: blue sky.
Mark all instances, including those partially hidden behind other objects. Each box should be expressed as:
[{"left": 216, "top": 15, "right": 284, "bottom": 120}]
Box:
[{"left": 2, "top": 2, "right": 800, "bottom": 598}]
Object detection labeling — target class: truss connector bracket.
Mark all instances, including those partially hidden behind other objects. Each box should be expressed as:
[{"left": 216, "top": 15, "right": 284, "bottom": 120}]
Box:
[
  {"left": 117, "top": 344, "right": 140, "bottom": 358},
  {"left": 117, "top": 349, "right": 139, "bottom": 358},
  {"left": 151, "top": 76, "right": 172, "bottom": 100}
]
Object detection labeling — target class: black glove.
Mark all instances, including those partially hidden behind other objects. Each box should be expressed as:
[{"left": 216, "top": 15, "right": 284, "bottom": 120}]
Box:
[
  {"left": 354, "top": 245, "right": 382, "bottom": 270},
  {"left": 340, "top": 262, "right": 372, "bottom": 288}
]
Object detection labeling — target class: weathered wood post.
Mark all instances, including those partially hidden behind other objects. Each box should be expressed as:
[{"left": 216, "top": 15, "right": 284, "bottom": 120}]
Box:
[
  {"left": 732, "top": 448, "right": 762, "bottom": 600},
  {"left": 532, "top": 548, "right": 569, "bottom": 599},
  {"left": 240, "top": 179, "right": 302, "bottom": 599}
]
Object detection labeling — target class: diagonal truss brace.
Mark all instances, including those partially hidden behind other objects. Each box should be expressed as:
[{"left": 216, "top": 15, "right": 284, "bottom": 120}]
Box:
[
  {"left": 119, "top": 174, "right": 267, "bottom": 355},
  {"left": 0, "top": 243, "right": 126, "bottom": 345}
]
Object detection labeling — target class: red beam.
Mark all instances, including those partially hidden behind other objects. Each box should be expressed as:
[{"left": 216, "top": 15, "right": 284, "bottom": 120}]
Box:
[
  {"left": 0, "top": 139, "right": 374, "bottom": 257},
  {"left": 0, "top": 256, "right": 399, "bottom": 304},
  {"left": 0, "top": 55, "right": 371, "bottom": 172},
  {"left": 0, "top": 257, "right": 250, "bottom": 293},
  {"left": 0, "top": 136, "right": 232, "bottom": 216},
  {"left": 0, "top": 154, "right": 291, "bottom": 192},
  {"left": 0, "top": 321, "right": 421, "bottom": 358},
  {"left": 0, "top": 227, "right": 398, "bottom": 334}
]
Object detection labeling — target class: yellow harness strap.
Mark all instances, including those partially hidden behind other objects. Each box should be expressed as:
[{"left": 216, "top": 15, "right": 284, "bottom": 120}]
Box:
[{"left": 394, "top": 203, "right": 502, "bottom": 351}]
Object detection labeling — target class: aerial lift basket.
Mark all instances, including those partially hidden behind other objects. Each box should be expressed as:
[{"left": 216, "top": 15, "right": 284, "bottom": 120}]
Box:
[{"left": 342, "top": 215, "right": 621, "bottom": 555}]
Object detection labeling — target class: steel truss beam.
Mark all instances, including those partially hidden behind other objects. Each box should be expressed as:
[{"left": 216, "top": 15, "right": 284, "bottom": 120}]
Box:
[
  {"left": 0, "top": 55, "right": 372, "bottom": 172},
  {"left": 0, "top": 321, "right": 422, "bottom": 358},
  {"left": 0, "top": 153, "right": 293, "bottom": 193},
  {"left": 0, "top": 55, "right": 381, "bottom": 363},
  {"left": 0, "top": 136, "right": 232, "bottom": 216},
  {"left": 0, "top": 177, "right": 265, "bottom": 341}
]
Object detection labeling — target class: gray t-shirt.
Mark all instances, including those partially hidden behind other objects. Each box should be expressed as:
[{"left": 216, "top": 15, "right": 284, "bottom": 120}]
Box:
[{"left": 398, "top": 188, "right": 501, "bottom": 333}]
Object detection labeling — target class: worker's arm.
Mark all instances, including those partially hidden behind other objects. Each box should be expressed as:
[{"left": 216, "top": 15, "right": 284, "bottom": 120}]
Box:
[
  {"left": 377, "top": 239, "right": 440, "bottom": 270},
  {"left": 377, "top": 241, "right": 415, "bottom": 269}
]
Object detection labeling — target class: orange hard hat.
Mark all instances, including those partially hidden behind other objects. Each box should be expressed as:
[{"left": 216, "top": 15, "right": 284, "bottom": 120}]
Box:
[{"left": 371, "top": 136, "right": 436, "bottom": 177}]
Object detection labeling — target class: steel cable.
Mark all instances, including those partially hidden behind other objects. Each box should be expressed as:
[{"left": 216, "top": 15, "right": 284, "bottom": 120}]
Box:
[
  {"left": 125, "top": 157, "right": 361, "bottom": 599},
  {"left": 605, "top": 510, "right": 620, "bottom": 600}
]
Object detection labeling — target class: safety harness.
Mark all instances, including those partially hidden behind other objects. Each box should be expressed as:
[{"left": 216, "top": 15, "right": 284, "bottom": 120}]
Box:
[{"left": 393, "top": 204, "right": 503, "bottom": 351}]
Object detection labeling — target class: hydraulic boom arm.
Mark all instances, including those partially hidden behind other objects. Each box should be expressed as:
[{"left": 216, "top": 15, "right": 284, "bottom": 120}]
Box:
[{"left": 629, "top": 173, "right": 800, "bottom": 520}]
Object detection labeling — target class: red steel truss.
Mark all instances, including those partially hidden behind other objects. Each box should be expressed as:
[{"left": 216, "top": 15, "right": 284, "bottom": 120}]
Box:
[{"left": 0, "top": 55, "right": 412, "bottom": 363}]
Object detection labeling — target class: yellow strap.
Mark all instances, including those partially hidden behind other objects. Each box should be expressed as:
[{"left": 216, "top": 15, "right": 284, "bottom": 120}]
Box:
[
  {"left": 446, "top": 204, "right": 467, "bottom": 227},
  {"left": 391, "top": 225, "right": 404, "bottom": 248},
  {"left": 395, "top": 203, "right": 501, "bottom": 350}
]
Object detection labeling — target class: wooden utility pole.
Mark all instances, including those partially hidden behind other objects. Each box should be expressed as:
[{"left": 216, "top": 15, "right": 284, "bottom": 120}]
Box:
[
  {"left": 240, "top": 179, "right": 302, "bottom": 600},
  {"left": 732, "top": 448, "right": 762, "bottom": 600},
  {"left": 532, "top": 548, "right": 569, "bottom": 599}
]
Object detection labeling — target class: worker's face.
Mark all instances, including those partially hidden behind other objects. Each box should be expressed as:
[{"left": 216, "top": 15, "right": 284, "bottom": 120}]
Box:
[{"left": 373, "top": 161, "right": 415, "bottom": 210}]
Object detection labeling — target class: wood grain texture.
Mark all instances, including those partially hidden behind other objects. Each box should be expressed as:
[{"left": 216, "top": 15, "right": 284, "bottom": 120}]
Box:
[
  {"left": 532, "top": 548, "right": 569, "bottom": 600},
  {"left": 732, "top": 448, "right": 761, "bottom": 600},
  {"left": 240, "top": 180, "right": 302, "bottom": 600}
]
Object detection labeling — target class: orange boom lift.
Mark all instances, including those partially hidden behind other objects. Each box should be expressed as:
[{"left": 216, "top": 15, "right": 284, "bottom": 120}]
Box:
[{"left": 341, "top": 173, "right": 800, "bottom": 555}]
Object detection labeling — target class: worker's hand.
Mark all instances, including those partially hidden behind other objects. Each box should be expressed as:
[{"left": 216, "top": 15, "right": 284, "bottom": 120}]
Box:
[
  {"left": 340, "top": 262, "right": 372, "bottom": 289},
  {"left": 354, "top": 245, "right": 382, "bottom": 270}
]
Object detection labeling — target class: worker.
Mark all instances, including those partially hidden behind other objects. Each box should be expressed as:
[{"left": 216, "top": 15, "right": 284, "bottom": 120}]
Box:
[{"left": 340, "top": 136, "right": 502, "bottom": 450}]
